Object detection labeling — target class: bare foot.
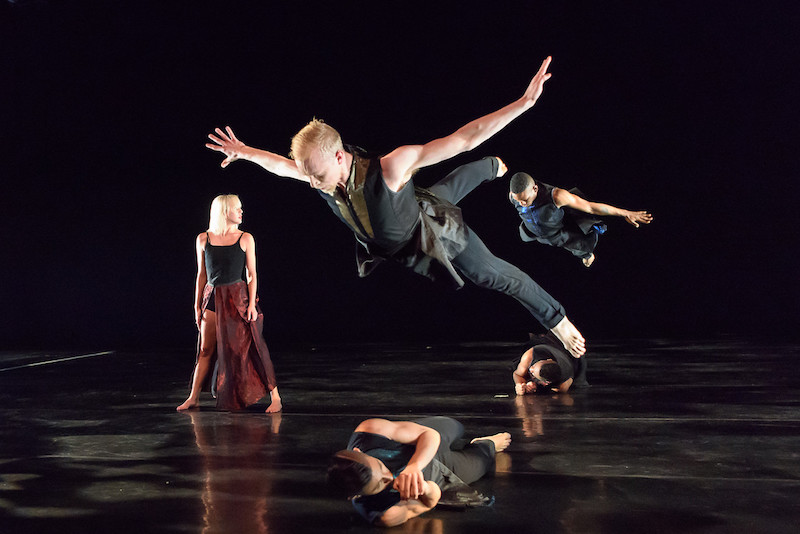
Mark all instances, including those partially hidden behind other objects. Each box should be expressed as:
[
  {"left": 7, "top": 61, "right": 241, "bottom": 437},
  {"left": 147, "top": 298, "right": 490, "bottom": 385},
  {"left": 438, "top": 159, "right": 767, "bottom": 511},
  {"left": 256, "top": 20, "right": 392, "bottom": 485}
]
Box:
[
  {"left": 176, "top": 399, "right": 199, "bottom": 411},
  {"left": 265, "top": 387, "right": 282, "bottom": 413},
  {"left": 582, "top": 253, "right": 595, "bottom": 267},
  {"left": 496, "top": 157, "right": 508, "bottom": 177},
  {"left": 471, "top": 432, "right": 512, "bottom": 452},
  {"left": 550, "top": 316, "right": 586, "bottom": 358}
]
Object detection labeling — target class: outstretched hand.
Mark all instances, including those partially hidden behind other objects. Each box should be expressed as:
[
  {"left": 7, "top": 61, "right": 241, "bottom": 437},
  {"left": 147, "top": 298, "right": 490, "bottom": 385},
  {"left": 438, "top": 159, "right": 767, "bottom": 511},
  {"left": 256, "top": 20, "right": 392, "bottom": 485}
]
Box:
[
  {"left": 393, "top": 464, "right": 426, "bottom": 500},
  {"left": 522, "top": 56, "right": 553, "bottom": 106},
  {"left": 624, "top": 210, "right": 654, "bottom": 228},
  {"left": 206, "top": 126, "right": 246, "bottom": 168}
]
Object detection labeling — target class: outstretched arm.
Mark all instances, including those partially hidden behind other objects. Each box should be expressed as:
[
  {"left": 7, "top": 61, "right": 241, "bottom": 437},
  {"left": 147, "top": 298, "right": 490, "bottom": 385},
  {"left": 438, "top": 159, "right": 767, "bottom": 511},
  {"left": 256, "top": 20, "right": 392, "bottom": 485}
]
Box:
[
  {"left": 380, "top": 57, "right": 553, "bottom": 191},
  {"left": 552, "top": 188, "right": 653, "bottom": 228},
  {"left": 353, "top": 419, "right": 441, "bottom": 500},
  {"left": 205, "top": 126, "right": 308, "bottom": 183}
]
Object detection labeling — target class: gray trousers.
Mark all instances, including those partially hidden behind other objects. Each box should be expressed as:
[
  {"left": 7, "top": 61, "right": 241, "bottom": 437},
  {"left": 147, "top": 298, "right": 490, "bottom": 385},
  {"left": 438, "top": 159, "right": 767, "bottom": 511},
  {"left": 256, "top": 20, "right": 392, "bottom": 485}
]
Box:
[{"left": 417, "top": 416, "right": 495, "bottom": 485}]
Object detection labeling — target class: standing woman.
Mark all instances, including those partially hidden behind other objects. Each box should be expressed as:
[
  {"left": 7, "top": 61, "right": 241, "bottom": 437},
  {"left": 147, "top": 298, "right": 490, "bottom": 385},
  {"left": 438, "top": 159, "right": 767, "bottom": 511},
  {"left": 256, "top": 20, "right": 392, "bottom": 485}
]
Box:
[{"left": 177, "top": 194, "right": 281, "bottom": 413}]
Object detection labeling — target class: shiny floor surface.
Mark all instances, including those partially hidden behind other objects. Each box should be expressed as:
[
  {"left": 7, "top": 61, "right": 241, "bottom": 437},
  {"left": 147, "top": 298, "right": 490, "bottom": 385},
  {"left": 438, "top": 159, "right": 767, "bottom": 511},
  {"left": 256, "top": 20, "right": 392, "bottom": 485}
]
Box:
[{"left": 1, "top": 339, "right": 799, "bottom": 533}]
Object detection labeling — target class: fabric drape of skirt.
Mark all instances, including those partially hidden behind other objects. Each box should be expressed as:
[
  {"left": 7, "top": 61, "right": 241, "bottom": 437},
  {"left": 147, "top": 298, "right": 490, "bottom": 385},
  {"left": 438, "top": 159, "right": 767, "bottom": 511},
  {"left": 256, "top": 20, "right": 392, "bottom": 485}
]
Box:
[{"left": 194, "top": 280, "right": 277, "bottom": 410}]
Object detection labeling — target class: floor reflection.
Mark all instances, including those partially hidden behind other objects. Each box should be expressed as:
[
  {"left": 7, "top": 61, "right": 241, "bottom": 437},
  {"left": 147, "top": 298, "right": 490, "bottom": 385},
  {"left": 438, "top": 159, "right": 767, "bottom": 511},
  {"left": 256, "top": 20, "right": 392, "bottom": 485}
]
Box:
[
  {"left": 514, "top": 393, "right": 574, "bottom": 438},
  {"left": 396, "top": 517, "right": 443, "bottom": 533},
  {"left": 186, "top": 412, "right": 281, "bottom": 534}
]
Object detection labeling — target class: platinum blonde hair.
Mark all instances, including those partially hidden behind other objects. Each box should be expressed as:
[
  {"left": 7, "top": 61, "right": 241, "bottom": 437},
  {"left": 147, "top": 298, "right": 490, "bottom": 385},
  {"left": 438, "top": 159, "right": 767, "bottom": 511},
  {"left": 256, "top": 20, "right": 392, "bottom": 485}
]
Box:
[
  {"left": 208, "top": 194, "right": 241, "bottom": 233},
  {"left": 289, "top": 118, "right": 343, "bottom": 162}
]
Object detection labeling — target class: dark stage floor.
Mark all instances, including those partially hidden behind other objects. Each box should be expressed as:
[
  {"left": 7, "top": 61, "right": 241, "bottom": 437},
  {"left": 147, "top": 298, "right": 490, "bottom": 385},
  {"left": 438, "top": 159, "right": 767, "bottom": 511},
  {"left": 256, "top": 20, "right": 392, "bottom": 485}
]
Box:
[{"left": 1, "top": 339, "right": 799, "bottom": 533}]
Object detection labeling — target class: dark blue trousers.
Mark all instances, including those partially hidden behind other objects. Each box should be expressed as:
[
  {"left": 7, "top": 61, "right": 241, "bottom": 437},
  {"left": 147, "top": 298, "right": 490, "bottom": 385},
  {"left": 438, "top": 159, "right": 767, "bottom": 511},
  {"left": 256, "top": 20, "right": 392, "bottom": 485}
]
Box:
[{"left": 428, "top": 158, "right": 566, "bottom": 329}]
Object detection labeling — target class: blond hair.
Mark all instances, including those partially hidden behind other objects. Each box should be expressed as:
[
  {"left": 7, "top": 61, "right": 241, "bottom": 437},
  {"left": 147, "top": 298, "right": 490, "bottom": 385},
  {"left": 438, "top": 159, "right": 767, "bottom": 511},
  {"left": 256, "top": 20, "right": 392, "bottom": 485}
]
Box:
[
  {"left": 289, "top": 118, "right": 343, "bottom": 162},
  {"left": 208, "top": 194, "right": 241, "bottom": 233}
]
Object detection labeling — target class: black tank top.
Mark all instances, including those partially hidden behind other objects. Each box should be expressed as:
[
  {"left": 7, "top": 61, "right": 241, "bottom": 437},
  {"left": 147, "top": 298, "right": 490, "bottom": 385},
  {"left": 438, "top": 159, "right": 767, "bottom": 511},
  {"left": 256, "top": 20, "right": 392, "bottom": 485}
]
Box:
[
  {"left": 204, "top": 232, "right": 246, "bottom": 286},
  {"left": 515, "top": 180, "right": 564, "bottom": 238},
  {"left": 319, "top": 147, "right": 419, "bottom": 254}
]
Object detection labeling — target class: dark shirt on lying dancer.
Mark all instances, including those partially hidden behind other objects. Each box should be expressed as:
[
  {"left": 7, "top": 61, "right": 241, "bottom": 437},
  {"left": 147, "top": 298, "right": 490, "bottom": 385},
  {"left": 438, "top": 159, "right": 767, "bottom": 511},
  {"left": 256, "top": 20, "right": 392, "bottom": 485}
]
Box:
[
  {"left": 347, "top": 431, "right": 472, "bottom": 524},
  {"left": 527, "top": 332, "right": 589, "bottom": 389}
]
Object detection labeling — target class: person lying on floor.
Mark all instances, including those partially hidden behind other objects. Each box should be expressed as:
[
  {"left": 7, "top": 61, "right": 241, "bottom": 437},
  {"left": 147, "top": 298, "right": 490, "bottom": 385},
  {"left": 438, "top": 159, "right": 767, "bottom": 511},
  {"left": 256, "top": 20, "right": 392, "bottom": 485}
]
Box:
[{"left": 327, "top": 417, "right": 510, "bottom": 526}]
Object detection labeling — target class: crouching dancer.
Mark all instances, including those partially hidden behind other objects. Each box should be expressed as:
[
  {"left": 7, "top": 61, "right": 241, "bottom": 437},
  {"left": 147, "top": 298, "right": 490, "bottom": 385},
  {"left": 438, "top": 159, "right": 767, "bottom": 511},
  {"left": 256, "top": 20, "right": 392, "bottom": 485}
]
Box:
[
  {"left": 327, "top": 417, "right": 510, "bottom": 527},
  {"left": 513, "top": 332, "right": 589, "bottom": 395}
]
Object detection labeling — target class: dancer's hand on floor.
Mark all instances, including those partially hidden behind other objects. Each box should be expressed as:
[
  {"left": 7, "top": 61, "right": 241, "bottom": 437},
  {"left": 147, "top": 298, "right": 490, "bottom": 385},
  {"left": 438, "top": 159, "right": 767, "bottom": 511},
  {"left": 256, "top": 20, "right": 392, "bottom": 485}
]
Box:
[{"left": 515, "top": 382, "right": 537, "bottom": 395}]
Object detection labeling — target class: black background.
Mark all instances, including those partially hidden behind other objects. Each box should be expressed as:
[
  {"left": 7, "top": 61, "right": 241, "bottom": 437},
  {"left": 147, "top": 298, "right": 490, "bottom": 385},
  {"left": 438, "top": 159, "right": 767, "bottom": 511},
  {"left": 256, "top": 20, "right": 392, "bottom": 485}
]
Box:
[{"left": 3, "top": 1, "right": 798, "bottom": 349}]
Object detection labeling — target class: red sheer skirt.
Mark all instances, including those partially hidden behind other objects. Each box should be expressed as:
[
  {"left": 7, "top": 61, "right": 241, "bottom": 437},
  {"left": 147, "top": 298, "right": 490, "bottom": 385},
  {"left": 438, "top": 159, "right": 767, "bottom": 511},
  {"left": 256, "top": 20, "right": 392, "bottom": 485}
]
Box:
[{"left": 194, "top": 280, "right": 278, "bottom": 410}]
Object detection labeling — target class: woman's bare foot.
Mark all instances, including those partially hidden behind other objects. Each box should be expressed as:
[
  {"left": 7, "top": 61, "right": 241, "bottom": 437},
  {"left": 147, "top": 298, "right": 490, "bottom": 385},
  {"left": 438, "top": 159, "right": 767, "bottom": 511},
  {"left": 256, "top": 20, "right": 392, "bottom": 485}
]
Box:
[
  {"left": 550, "top": 316, "right": 586, "bottom": 358},
  {"left": 471, "top": 432, "right": 512, "bottom": 452},
  {"left": 265, "top": 387, "right": 282, "bottom": 413},
  {"left": 582, "top": 253, "right": 595, "bottom": 267},
  {"left": 176, "top": 399, "right": 199, "bottom": 411}
]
